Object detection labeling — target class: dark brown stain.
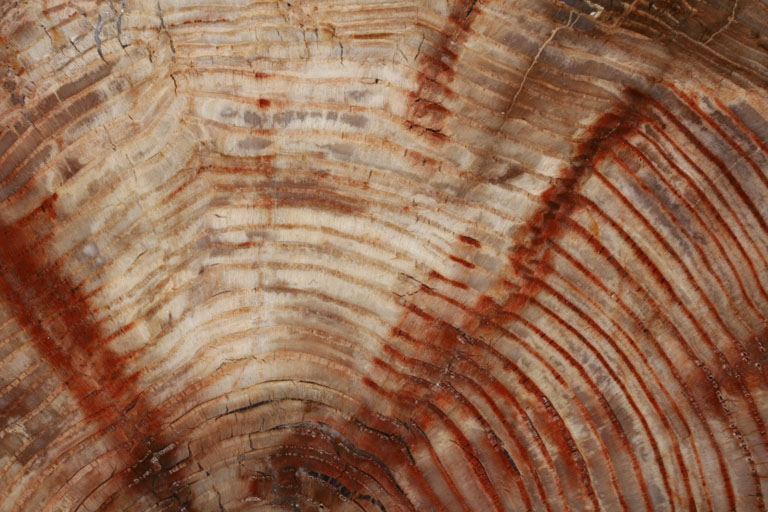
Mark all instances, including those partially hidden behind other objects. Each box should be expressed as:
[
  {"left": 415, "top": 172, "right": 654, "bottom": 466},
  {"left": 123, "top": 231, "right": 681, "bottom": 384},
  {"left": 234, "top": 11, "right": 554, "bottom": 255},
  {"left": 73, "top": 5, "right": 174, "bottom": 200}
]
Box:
[
  {"left": 56, "top": 62, "right": 114, "bottom": 102},
  {"left": 340, "top": 112, "right": 369, "bottom": 129},
  {"left": 28, "top": 93, "right": 60, "bottom": 124},
  {"left": 212, "top": 178, "right": 368, "bottom": 217}
]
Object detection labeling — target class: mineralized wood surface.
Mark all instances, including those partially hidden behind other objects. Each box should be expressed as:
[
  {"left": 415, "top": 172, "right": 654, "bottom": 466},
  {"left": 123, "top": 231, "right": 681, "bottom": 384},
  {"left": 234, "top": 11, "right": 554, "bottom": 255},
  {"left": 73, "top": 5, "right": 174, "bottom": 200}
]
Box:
[{"left": 1, "top": 0, "right": 768, "bottom": 510}]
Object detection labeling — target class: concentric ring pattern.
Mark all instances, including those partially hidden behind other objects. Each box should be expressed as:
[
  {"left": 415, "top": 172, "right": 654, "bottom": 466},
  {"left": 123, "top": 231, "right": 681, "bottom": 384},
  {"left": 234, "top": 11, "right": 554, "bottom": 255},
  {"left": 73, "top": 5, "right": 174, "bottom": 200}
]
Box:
[{"left": 1, "top": 0, "right": 767, "bottom": 510}]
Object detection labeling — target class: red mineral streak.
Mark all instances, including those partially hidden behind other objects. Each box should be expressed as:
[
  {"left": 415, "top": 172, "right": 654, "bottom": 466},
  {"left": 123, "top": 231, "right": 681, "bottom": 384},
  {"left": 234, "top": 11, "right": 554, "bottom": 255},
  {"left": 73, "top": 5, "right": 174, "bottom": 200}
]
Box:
[
  {"left": 467, "top": 83, "right": 768, "bottom": 510},
  {"left": 448, "top": 254, "right": 475, "bottom": 268},
  {"left": 371, "top": 89, "right": 665, "bottom": 510},
  {"left": 389, "top": 309, "right": 599, "bottom": 510},
  {"left": 361, "top": 373, "right": 478, "bottom": 512},
  {"left": 614, "top": 134, "right": 768, "bottom": 330},
  {"left": 546, "top": 237, "right": 709, "bottom": 509},
  {"left": 418, "top": 289, "right": 641, "bottom": 510},
  {"left": 404, "top": 0, "right": 480, "bottom": 142},
  {"left": 376, "top": 343, "right": 529, "bottom": 499},
  {"left": 428, "top": 270, "right": 469, "bottom": 289},
  {"left": 0, "top": 198, "right": 185, "bottom": 507},
  {"left": 637, "top": 91, "right": 768, "bottom": 509},
  {"left": 580, "top": 190, "right": 761, "bottom": 509},
  {"left": 458, "top": 234, "right": 480, "bottom": 247},
  {"left": 552, "top": 217, "right": 738, "bottom": 509}
]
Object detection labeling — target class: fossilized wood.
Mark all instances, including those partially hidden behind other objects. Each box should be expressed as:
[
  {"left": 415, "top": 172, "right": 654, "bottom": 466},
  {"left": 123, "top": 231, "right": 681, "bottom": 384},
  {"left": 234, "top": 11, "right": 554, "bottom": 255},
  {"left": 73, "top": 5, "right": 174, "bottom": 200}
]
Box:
[{"left": 1, "top": 0, "right": 767, "bottom": 510}]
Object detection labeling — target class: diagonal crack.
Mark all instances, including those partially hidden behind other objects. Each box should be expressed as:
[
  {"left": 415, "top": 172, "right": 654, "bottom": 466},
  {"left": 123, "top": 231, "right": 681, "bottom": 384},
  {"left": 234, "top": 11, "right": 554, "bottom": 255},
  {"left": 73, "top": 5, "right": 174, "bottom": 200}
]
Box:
[{"left": 509, "top": 11, "right": 576, "bottom": 109}]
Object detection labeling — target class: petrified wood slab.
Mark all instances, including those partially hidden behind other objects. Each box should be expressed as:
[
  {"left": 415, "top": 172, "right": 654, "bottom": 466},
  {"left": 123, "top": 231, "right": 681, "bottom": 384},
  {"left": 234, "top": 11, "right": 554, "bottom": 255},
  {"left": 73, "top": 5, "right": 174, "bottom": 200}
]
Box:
[{"left": 1, "top": 0, "right": 767, "bottom": 510}]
